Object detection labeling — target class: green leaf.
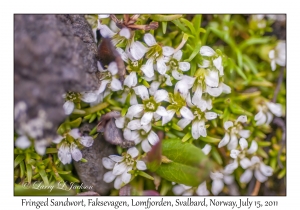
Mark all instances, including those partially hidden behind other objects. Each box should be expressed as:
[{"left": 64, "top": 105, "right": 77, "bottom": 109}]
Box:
[
  {"left": 57, "top": 170, "right": 71, "bottom": 175},
  {"left": 172, "top": 19, "right": 190, "bottom": 34},
  {"left": 60, "top": 174, "right": 80, "bottom": 183},
  {"left": 39, "top": 169, "right": 49, "bottom": 185},
  {"left": 239, "top": 37, "right": 271, "bottom": 51},
  {"left": 153, "top": 139, "right": 211, "bottom": 186},
  {"left": 20, "top": 161, "right": 25, "bottom": 178},
  {"left": 211, "top": 147, "right": 223, "bottom": 165},
  {"left": 199, "top": 136, "right": 221, "bottom": 143},
  {"left": 192, "top": 15, "right": 202, "bottom": 35},
  {"left": 150, "top": 14, "right": 182, "bottom": 22},
  {"left": 162, "top": 21, "right": 167, "bottom": 34},
  {"left": 46, "top": 148, "right": 58, "bottom": 154},
  {"left": 69, "top": 117, "right": 82, "bottom": 128},
  {"left": 26, "top": 164, "right": 32, "bottom": 183},
  {"left": 185, "top": 42, "right": 201, "bottom": 62},
  {"left": 14, "top": 154, "right": 25, "bottom": 168},
  {"left": 138, "top": 171, "right": 154, "bottom": 180},
  {"left": 229, "top": 103, "right": 253, "bottom": 116},
  {"left": 182, "top": 132, "right": 192, "bottom": 142},
  {"left": 180, "top": 18, "right": 196, "bottom": 35},
  {"left": 257, "top": 141, "right": 271, "bottom": 147}
]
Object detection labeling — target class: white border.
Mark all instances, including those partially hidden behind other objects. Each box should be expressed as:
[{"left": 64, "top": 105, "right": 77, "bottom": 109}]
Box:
[{"left": 3, "top": 0, "right": 298, "bottom": 209}]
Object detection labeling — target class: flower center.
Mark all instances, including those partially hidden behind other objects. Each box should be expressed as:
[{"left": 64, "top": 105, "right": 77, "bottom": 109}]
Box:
[
  {"left": 124, "top": 153, "right": 135, "bottom": 166},
  {"left": 143, "top": 97, "right": 159, "bottom": 112}
]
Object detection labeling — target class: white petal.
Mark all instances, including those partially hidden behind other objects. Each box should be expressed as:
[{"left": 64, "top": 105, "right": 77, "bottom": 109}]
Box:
[
  {"left": 210, "top": 172, "right": 224, "bottom": 180},
  {"left": 130, "top": 93, "right": 138, "bottom": 105},
  {"left": 236, "top": 115, "right": 247, "bottom": 123},
  {"left": 164, "top": 74, "right": 172, "bottom": 86},
  {"left": 254, "top": 169, "right": 268, "bottom": 183},
  {"left": 213, "top": 57, "right": 223, "bottom": 75},
  {"left": 121, "top": 171, "right": 132, "bottom": 184},
  {"left": 115, "top": 117, "right": 125, "bottom": 129},
  {"left": 162, "top": 46, "right": 174, "bottom": 56},
  {"left": 149, "top": 81, "right": 161, "bottom": 96},
  {"left": 133, "top": 85, "right": 149, "bottom": 100},
  {"left": 227, "top": 134, "right": 238, "bottom": 150},
  {"left": 172, "top": 185, "right": 186, "bottom": 195},
  {"left": 255, "top": 111, "right": 266, "bottom": 125},
  {"left": 268, "top": 49, "right": 275, "bottom": 59},
  {"left": 141, "top": 140, "right": 152, "bottom": 152},
  {"left": 186, "top": 92, "right": 194, "bottom": 107},
  {"left": 113, "top": 162, "right": 127, "bottom": 176},
  {"left": 127, "top": 147, "right": 139, "bottom": 158},
  {"left": 196, "top": 182, "right": 210, "bottom": 196},
  {"left": 230, "top": 150, "right": 240, "bottom": 159},
  {"left": 180, "top": 106, "right": 194, "bottom": 120},
  {"left": 98, "top": 14, "right": 110, "bottom": 19},
  {"left": 172, "top": 70, "right": 183, "bottom": 80},
  {"left": 116, "top": 47, "right": 129, "bottom": 63},
  {"left": 58, "top": 145, "right": 71, "bottom": 165},
  {"left": 154, "top": 90, "right": 168, "bottom": 102},
  {"left": 221, "top": 83, "right": 231, "bottom": 93},
  {"left": 148, "top": 131, "right": 159, "bottom": 145},
  {"left": 98, "top": 24, "right": 115, "bottom": 38},
  {"left": 205, "top": 112, "right": 217, "bottom": 120},
  {"left": 211, "top": 179, "right": 224, "bottom": 195},
  {"left": 192, "top": 85, "right": 202, "bottom": 107},
  {"left": 144, "top": 33, "right": 157, "bottom": 46},
  {"left": 136, "top": 161, "right": 147, "bottom": 170},
  {"left": 81, "top": 92, "right": 98, "bottom": 103},
  {"left": 266, "top": 111, "right": 274, "bottom": 125},
  {"left": 266, "top": 102, "right": 282, "bottom": 117},
  {"left": 251, "top": 156, "right": 261, "bottom": 165},
  {"left": 71, "top": 147, "right": 82, "bottom": 162},
  {"left": 173, "top": 50, "right": 183, "bottom": 61},
  {"left": 156, "top": 57, "right": 167, "bottom": 75},
  {"left": 69, "top": 128, "right": 80, "bottom": 139},
  {"left": 103, "top": 171, "right": 116, "bottom": 183},
  {"left": 141, "top": 112, "right": 154, "bottom": 125},
  {"left": 239, "top": 130, "right": 250, "bottom": 139},
  {"left": 206, "top": 85, "right": 222, "bottom": 97},
  {"left": 239, "top": 138, "right": 248, "bottom": 150},
  {"left": 108, "top": 155, "right": 124, "bottom": 163},
  {"left": 240, "top": 158, "right": 252, "bottom": 169},
  {"left": 271, "top": 60, "right": 276, "bottom": 71},
  {"left": 79, "top": 136, "right": 94, "bottom": 147},
  {"left": 111, "top": 78, "right": 123, "bottom": 91},
  {"left": 223, "top": 160, "right": 238, "bottom": 174},
  {"left": 119, "top": 27, "right": 131, "bottom": 39},
  {"left": 240, "top": 169, "right": 253, "bottom": 183},
  {"left": 102, "top": 157, "right": 116, "bottom": 169},
  {"left": 198, "top": 59, "right": 210, "bottom": 68},
  {"left": 198, "top": 120, "right": 207, "bottom": 137},
  {"left": 192, "top": 121, "right": 201, "bottom": 139},
  {"left": 178, "top": 62, "right": 190, "bottom": 71},
  {"left": 114, "top": 176, "right": 123, "bottom": 189},
  {"left": 126, "top": 104, "right": 144, "bottom": 119},
  {"left": 200, "top": 46, "right": 216, "bottom": 57},
  {"left": 223, "top": 175, "right": 234, "bottom": 185},
  {"left": 205, "top": 70, "right": 219, "bottom": 87},
  {"left": 97, "top": 80, "right": 110, "bottom": 94},
  {"left": 218, "top": 133, "right": 230, "bottom": 148},
  {"left": 141, "top": 58, "right": 154, "bottom": 77},
  {"left": 124, "top": 72, "right": 136, "bottom": 88},
  {"left": 130, "top": 41, "right": 148, "bottom": 60},
  {"left": 177, "top": 118, "right": 192, "bottom": 129},
  {"left": 224, "top": 121, "right": 233, "bottom": 130},
  {"left": 154, "top": 107, "right": 167, "bottom": 118},
  {"left": 202, "top": 144, "right": 212, "bottom": 155},
  {"left": 260, "top": 163, "right": 273, "bottom": 176},
  {"left": 142, "top": 123, "right": 152, "bottom": 133},
  {"left": 52, "top": 136, "right": 64, "bottom": 144},
  {"left": 63, "top": 101, "right": 74, "bottom": 115},
  {"left": 162, "top": 110, "right": 175, "bottom": 125},
  {"left": 247, "top": 140, "right": 258, "bottom": 154},
  {"left": 15, "top": 136, "right": 31, "bottom": 149},
  {"left": 127, "top": 119, "right": 142, "bottom": 130}
]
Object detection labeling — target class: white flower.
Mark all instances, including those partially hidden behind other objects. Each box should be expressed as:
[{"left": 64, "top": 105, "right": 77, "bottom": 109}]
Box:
[
  {"left": 254, "top": 102, "right": 282, "bottom": 126},
  {"left": 230, "top": 139, "right": 258, "bottom": 159},
  {"left": 98, "top": 61, "right": 123, "bottom": 94},
  {"left": 177, "top": 95, "right": 218, "bottom": 139},
  {"left": 174, "top": 75, "right": 195, "bottom": 98},
  {"left": 172, "top": 184, "right": 194, "bottom": 196},
  {"left": 15, "top": 135, "right": 31, "bottom": 149},
  {"left": 196, "top": 181, "right": 210, "bottom": 196},
  {"left": 164, "top": 50, "right": 190, "bottom": 80},
  {"left": 210, "top": 171, "right": 234, "bottom": 195},
  {"left": 141, "top": 33, "right": 174, "bottom": 77},
  {"left": 269, "top": 41, "right": 286, "bottom": 71},
  {"left": 218, "top": 115, "right": 250, "bottom": 150},
  {"left": 55, "top": 129, "right": 94, "bottom": 165},
  {"left": 202, "top": 144, "right": 212, "bottom": 155},
  {"left": 240, "top": 156, "right": 273, "bottom": 183},
  {"left": 199, "top": 46, "right": 224, "bottom": 75},
  {"left": 126, "top": 85, "right": 168, "bottom": 125},
  {"left": 102, "top": 147, "right": 147, "bottom": 189}
]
